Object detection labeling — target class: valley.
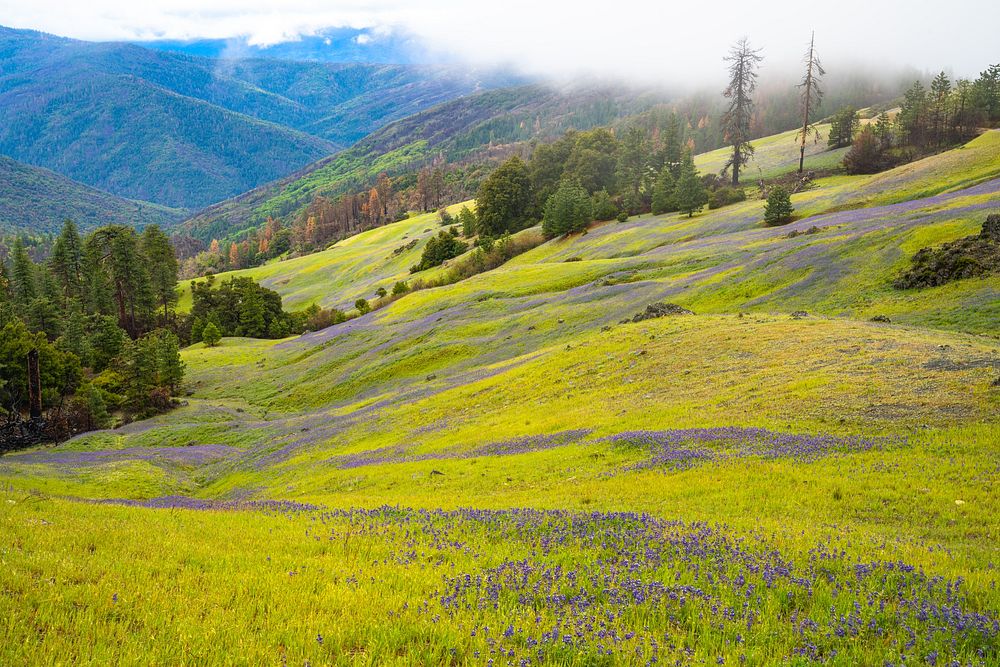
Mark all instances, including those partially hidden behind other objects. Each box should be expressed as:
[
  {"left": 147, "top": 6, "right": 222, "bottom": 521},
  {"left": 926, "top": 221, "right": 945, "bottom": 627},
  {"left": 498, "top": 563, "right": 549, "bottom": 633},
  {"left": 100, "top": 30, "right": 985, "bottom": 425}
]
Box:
[{"left": 0, "top": 19, "right": 998, "bottom": 665}]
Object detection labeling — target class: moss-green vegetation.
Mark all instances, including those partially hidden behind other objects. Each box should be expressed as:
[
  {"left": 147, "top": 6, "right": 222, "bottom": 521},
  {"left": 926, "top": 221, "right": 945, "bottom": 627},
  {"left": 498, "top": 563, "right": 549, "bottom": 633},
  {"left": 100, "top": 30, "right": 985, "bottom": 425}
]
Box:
[{"left": 3, "top": 127, "right": 999, "bottom": 666}]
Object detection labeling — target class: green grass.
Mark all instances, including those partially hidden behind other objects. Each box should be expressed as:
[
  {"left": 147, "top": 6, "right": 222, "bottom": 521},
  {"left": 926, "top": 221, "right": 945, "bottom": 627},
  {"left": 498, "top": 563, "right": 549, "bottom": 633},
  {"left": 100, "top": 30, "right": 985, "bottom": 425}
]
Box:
[
  {"left": 177, "top": 203, "right": 472, "bottom": 313},
  {"left": 694, "top": 123, "right": 848, "bottom": 180},
  {"left": 3, "top": 128, "right": 1000, "bottom": 666}
]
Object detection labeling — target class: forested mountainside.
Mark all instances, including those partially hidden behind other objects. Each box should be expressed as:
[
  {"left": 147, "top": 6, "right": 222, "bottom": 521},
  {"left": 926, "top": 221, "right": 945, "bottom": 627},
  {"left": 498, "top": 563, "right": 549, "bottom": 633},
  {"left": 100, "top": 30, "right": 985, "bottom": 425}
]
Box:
[
  {"left": 0, "top": 155, "right": 185, "bottom": 233},
  {"left": 176, "top": 69, "right": 907, "bottom": 248},
  {"left": 0, "top": 26, "right": 505, "bottom": 209},
  {"left": 176, "top": 85, "right": 674, "bottom": 242}
]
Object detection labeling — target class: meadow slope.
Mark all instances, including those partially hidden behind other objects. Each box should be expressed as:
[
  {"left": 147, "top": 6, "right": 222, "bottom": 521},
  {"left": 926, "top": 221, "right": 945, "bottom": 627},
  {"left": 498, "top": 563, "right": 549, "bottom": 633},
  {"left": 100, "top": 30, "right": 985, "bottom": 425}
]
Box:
[{"left": 2, "top": 130, "right": 999, "bottom": 666}]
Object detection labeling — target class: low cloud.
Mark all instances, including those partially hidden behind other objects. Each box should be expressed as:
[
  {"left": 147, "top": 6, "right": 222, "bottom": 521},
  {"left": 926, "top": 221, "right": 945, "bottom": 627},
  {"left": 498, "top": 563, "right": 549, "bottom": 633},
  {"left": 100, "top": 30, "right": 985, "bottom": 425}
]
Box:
[{"left": 1, "top": 0, "right": 996, "bottom": 84}]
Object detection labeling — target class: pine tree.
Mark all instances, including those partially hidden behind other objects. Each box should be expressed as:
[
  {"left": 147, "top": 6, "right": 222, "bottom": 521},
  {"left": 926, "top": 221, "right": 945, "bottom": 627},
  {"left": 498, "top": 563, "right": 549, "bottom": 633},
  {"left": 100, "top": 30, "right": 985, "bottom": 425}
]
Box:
[
  {"left": 61, "top": 308, "right": 91, "bottom": 368},
  {"left": 141, "top": 225, "right": 179, "bottom": 325},
  {"left": 656, "top": 113, "right": 683, "bottom": 178},
  {"left": 11, "top": 237, "right": 36, "bottom": 310},
  {"left": 763, "top": 187, "right": 794, "bottom": 226},
  {"left": 796, "top": 32, "right": 825, "bottom": 173},
  {"left": 82, "top": 383, "right": 111, "bottom": 430},
  {"left": 899, "top": 81, "right": 929, "bottom": 148},
  {"left": 458, "top": 206, "right": 478, "bottom": 238},
  {"left": 542, "top": 178, "right": 593, "bottom": 238},
  {"left": 190, "top": 316, "right": 205, "bottom": 344},
  {"left": 476, "top": 156, "right": 533, "bottom": 237},
  {"left": 721, "top": 38, "right": 764, "bottom": 185},
  {"left": 827, "top": 107, "right": 859, "bottom": 149},
  {"left": 0, "top": 260, "right": 9, "bottom": 304},
  {"left": 873, "top": 111, "right": 894, "bottom": 150},
  {"left": 651, "top": 168, "right": 677, "bottom": 215},
  {"left": 930, "top": 72, "right": 952, "bottom": 146},
  {"left": 28, "top": 297, "right": 60, "bottom": 339},
  {"left": 89, "top": 315, "right": 128, "bottom": 373},
  {"left": 86, "top": 226, "right": 155, "bottom": 337},
  {"left": 201, "top": 322, "right": 221, "bottom": 347},
  {"left": 154, "top": 330, "right": 184, "bottom": 392},
  {"left": 122, "top": 337, "right": 157, "bottom": 414},
  {"left": 674, "top": 151, "right": 708, "bottom": 218},
  {"left": 616, "top": 127, "right": 650, "bottom": 203},
  {"left": 49, "top": 220, "right": 84, "bottom": 307},
  {"left": 238, "top": 284, "right": 266, "bottom": 338}
]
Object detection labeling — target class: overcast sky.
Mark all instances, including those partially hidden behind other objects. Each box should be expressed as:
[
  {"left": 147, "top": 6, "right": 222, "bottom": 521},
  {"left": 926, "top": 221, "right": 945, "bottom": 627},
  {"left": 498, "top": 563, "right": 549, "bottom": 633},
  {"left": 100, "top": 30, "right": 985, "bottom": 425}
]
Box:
[{"left": 2, "top": 0, "right": 997, "bottom": 84}]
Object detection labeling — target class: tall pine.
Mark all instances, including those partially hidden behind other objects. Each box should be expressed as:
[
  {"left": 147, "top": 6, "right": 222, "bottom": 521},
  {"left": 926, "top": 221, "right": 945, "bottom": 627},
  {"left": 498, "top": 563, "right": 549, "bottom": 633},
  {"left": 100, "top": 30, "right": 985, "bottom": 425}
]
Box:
[
  {"left": 721, "top": 38, "right": 764, "bottom": 185},
  {"left": 11, "top": 237, "right": 36, "bottom": 310},
  {"left": 796, "top": 32, "right": 824, "bottom": 173},
  {"left": 675, "top": 150, "right": 708, "bottom": 218},
  {"left": 141, "top": 225, "right": 179, "bottom": 324},
  {"left": 49, "top": 220, "right": 84, "bottom": 307}
]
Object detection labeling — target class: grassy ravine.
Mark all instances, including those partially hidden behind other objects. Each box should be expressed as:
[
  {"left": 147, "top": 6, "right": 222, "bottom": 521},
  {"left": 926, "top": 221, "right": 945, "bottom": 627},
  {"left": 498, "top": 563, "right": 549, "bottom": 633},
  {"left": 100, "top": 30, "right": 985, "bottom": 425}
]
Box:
[{"left": 2, "top": 131, "right": 1000, "bottom": 666}]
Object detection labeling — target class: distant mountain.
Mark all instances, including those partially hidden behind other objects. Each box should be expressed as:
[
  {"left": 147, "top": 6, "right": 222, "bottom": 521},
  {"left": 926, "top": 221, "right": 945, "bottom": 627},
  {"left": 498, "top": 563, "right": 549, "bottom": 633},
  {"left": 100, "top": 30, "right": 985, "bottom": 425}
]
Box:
[
  {"left": 178, "top": 84, "right": 673, "bottom": 243},
  {"left": 0, "top": 26, "right": 509, "bottom": 209},
  {"left": 0, "top": 154, "right": 186, "bottom": 234}
]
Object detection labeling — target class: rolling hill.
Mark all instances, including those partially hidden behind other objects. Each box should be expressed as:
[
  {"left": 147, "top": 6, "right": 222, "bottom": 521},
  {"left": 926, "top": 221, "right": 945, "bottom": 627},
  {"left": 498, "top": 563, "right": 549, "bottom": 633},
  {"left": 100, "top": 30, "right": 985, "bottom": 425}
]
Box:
[
  {"left": 0, "top": 26, "right": 508, "bottom": 211},
  {"left": 3, "top": 126, "right": 999, "bottom": 663},
  {"left": 177, "top": 84, "right": 673, "bottom": 242},
  {"left": 0, "top": 154, "right": 186, "bottom": 233}
]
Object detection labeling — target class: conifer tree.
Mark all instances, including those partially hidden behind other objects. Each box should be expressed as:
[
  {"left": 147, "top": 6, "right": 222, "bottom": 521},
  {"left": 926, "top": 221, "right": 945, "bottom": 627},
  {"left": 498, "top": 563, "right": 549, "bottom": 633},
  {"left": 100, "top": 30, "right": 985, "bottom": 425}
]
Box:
[
  {"left": 238, "top": 284, "right": 266, "bottom": 338},
  {"left": 190, "top": 316, "right": 205, "bottom": 344},
  {"left": 141, "top": 225, "right": 179, "bottom": 324},
  {"left": 61, "top": 308, "right": 91, "bottom": 368},
  {"left": 11, "top": 237, "right": 36, "bottom": 310},
  {"left": 651, "top": 167, "right": 677, "bottom": 215},
  {"left": 675, "top": 151, "right": 708, "bottom": 217},
  {"left": 201, "top": 322, "right": 221, "bottom": 347},
  {"left": 89, "top": 315, "right": 128, "bottom": 373},
  {"left": 154, "top": 330, "right": 184, "bottom": 392},
  {"left": 657, "top": 113, "right": 683, "bottom": 177},
  {"left": 763, "top": 187, "right": 794, "bottom": 226},
  {"left": 796, "top": 32, "right": 824, "bottom": 173},
  {"left": 49, "top": 220, "right": 84, "bottom": 306},
  {"left": 827, "top": 107, "right": 859, "bottom": 149},
  {"left": 721, "top": 38, "right": 764, "bottom": 185},
  {"left": 82, "top": 383, "right": 111, "bottom": 430},
  {"left": 899, "top": 81, "right": 929, "bottom": 148},
  {"left": 476, "top": 156, "right": 533, "bottom": 237},
  {"left": 0, "top": 260, "right": 9, "bottom": 304},
  {"left": 930, "top": 72, "right": 952, "bottom": 145},
  {"left": 542, "top": 178, "right": 593, "bottom": 238},
  {"left": 616, "top": 127, "right": 650, "bottom": 203}
]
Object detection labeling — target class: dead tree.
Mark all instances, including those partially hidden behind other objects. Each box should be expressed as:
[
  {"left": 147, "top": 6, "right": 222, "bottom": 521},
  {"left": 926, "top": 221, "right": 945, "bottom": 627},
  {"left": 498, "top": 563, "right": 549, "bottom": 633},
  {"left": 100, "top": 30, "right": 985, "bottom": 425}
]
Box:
[
  {"left": 721, "top": 38, "right": 764, "bottom": 186},
  {"left": 797, "top": 32, "right": 825, "bottom": 173}
]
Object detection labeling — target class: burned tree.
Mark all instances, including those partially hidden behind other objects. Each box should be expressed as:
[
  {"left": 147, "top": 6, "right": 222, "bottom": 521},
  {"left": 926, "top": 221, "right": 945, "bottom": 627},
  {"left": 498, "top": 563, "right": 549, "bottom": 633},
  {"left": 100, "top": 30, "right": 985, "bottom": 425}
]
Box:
[
  {"left": 797, "top": 31, "right": 825, "bottom": 173},
  {"left": 721, "top": 38, "right": 764, "bottom": 186}
]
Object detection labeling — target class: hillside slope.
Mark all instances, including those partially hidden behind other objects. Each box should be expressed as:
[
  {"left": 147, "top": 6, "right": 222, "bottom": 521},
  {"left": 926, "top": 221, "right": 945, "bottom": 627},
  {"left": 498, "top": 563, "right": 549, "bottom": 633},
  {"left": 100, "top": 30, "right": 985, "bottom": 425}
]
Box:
[
  {"left": 2, "top": 131, "right": 999, "bottom": 666},
  {"left": 0, "top": 26, "right": 503, "bottom": 211},
  {"left": 177, "top": 130, "right": 1000, "bottom": 330},
  {"left": 0, "top": 154, "right": 186, "bottom": 233},
  {"left": 176, "top": 85, "right": 671, "bottom": 242}
]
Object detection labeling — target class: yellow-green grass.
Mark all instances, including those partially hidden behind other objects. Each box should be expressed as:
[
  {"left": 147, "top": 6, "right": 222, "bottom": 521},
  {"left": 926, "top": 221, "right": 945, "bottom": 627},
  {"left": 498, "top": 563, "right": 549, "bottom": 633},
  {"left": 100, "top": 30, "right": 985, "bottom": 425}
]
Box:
[
  {"left": 176, "top": 202, "right": 473, "bottom": 313},
  {"left": 694, "top": 123, "right": 848, "bottom": 180},
  {"left": 3, "top": 131, "right": 1000, "bottom": 666}
]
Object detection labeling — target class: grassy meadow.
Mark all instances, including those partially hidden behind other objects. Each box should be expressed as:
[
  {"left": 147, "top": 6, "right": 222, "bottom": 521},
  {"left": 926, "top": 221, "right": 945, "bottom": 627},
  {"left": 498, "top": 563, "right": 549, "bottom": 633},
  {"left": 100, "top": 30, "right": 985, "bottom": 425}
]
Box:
[{"left": 2, "top": 130, "right": 999, "bottom": 665}]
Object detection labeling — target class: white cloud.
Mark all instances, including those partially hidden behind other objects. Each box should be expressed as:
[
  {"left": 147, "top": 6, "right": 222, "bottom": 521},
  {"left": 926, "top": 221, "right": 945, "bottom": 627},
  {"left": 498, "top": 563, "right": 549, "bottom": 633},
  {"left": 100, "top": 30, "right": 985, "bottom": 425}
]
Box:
[{"left": 1, "top": 0, "right": 996, "bottom": 84}]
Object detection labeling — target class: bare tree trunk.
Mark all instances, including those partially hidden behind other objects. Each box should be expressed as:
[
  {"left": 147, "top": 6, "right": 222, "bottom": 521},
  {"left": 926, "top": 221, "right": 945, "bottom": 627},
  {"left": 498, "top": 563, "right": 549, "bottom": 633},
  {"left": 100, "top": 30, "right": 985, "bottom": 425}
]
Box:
[
  {"left": 27, "top": 349, "right": 42, "bottom": 422},
  {"left": 798, "top": 32, "right": 823, "bottom": 174}
]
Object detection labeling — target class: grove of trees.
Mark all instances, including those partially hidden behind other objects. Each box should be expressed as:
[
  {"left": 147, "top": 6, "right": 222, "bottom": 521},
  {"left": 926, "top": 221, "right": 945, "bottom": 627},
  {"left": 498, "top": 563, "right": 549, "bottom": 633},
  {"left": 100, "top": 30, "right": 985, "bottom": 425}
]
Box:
[{"left": 1, "top": 220, "right": 185, "bottom": 444}]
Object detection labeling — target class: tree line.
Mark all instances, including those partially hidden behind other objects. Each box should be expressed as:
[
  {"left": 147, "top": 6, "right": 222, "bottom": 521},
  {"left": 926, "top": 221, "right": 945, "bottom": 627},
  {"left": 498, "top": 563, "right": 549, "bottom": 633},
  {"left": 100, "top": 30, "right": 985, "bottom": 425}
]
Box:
[
  {"left": 833, "top": 66, "right": 1000, "bottom": 174},
  {"left": 0, "top": 220, "right": 184, "bottom": 443}
]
